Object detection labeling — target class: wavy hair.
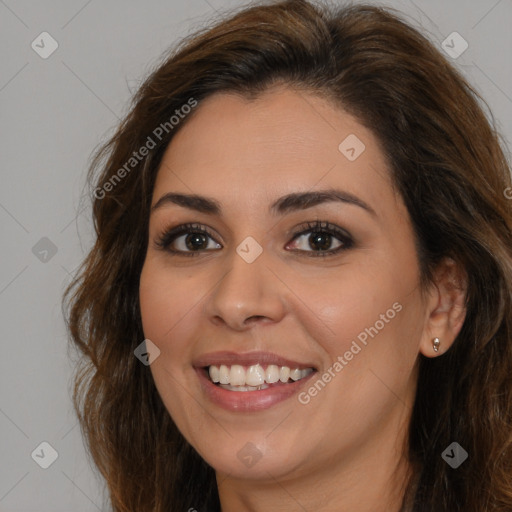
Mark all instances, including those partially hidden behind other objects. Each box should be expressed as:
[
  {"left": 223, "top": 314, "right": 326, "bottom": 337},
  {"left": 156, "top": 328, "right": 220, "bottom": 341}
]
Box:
[{"left": 63, "top": 1, "right": 512, "bottom": 510}]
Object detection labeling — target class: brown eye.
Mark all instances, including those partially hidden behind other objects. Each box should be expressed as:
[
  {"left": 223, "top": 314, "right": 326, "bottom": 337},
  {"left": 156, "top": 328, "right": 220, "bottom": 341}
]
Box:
[
  {"left": 184, "top": 233, "right": 210, "bottom": 251},
  {"left": 155, "top": 223, "right": 222, "bottom": 256},
  {"left": 287, "top": 221, "right": 353, "bottom": 257}
]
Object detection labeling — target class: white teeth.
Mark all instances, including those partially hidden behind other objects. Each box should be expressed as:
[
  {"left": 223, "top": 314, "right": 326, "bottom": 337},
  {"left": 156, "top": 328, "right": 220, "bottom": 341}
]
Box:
[
  {"left": 230, "top": 365, "right": 245, "bottom": 386},
  {"left": 207, "top": 363, "right": 314, "bottom": 387},
  {"left": 279, "top": 366, "right": 290, "bottom": 383},
  {"left": 209, "top": 365, "right": 220, "bottom": 383},
  {"left": 246, "top": 364, "right": 265, "bottom": 386},
  {"left": 265, "top": 365, "right": 280, "bottom": 384},
  {"left": 219, "top": 364, "right": 230, "bottom": 385},
  {"left": 289, "top": 368, "right": 302, "bottom": 381},
  {"left": 219, "top": 383, "right": 270, "bottom": 392}
]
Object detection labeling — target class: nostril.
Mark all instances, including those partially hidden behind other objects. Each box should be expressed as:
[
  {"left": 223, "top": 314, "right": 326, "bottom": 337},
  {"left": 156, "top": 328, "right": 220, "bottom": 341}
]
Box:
[{"left": 245, "top": 315, "right": 269, "bottom": 325}]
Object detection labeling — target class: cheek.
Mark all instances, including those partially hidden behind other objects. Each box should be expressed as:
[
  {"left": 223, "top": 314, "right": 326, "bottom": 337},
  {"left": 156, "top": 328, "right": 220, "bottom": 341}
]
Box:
[
  {"left": 295, "top": 274, "right": 423, "bottom": 444},
  {"left": 139, "top": 260, "right": 201, "bottom": 363},
  {"left": 292, "top": 248, "right": 423, "bottom": 387},
  {"left": 293, "top": 264, "right": 400, "bottom": 350},
  {"left": 139, "top": 261, "right": 207, "bottom": 434}
]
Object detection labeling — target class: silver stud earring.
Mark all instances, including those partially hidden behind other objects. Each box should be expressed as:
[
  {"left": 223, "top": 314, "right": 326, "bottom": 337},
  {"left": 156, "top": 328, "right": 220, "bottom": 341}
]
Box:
[{"left": 432, "top": 337, "right": 441, "bottom": 353}]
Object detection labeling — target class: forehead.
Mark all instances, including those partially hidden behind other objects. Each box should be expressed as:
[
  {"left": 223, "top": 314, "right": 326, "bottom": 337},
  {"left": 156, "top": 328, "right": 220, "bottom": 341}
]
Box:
[{"left": 152, "top": 87, "right": 396, "bottom": 218}]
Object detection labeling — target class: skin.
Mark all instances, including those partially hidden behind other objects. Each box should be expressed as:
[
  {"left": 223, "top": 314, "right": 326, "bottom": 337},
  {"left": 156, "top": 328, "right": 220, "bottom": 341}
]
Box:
[{"left": 139, "top": 85, "right": 467, "bottom": 512}]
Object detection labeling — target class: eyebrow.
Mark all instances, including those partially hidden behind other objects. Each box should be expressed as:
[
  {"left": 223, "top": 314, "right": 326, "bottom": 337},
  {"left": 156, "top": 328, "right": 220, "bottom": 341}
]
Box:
[{"left": 150, "top": 188, "right": 376, "bottom": 217}]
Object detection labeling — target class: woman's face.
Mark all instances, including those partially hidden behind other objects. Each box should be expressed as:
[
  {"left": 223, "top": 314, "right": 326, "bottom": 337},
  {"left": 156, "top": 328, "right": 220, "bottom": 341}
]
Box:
[{"left": 139, "top": 87, "right": 432, "bottom": 483}]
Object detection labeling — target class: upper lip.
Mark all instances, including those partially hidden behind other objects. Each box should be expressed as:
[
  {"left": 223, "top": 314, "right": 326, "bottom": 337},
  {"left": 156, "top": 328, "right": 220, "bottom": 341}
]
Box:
[{"left": 193, "top": 351, "right": 317, "bottom": 370}]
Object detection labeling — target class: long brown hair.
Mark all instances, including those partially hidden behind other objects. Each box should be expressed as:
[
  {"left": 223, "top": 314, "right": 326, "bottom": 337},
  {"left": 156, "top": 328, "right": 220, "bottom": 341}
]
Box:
[{"left": 63, "top": 1, "right": 512, "bottom": 510}]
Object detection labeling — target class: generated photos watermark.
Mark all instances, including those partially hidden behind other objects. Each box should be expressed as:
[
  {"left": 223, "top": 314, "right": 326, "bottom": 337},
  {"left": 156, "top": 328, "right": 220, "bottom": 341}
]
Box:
[
  {"left": 298, "top": 301, "right": 403, "bottom": 404},
  {"left": 93, "top": 97, "right": 198, "bottom": 200}
]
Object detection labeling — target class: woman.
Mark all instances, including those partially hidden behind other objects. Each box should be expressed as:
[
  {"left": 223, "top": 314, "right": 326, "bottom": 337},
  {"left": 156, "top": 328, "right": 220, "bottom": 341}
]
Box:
[{"left": 63, "top": 1, "right": 512, "bottom": 510}]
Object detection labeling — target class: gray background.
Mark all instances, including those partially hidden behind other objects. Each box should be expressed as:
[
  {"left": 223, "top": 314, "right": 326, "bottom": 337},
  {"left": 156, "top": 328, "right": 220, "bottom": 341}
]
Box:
[{"left": 1, "top": 0, "right": 511, "bottom": 510}]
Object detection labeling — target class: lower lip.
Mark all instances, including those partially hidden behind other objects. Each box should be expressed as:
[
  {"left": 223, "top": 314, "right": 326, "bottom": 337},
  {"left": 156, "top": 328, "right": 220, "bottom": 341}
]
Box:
[{"left": 195, "top": 367, "right": 316, "bottom": 412}]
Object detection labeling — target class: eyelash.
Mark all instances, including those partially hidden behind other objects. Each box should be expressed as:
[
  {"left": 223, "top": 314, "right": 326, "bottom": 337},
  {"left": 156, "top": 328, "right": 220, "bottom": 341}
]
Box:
[{"left": 154, "top": 220, "right": 354, "bottom": 258}]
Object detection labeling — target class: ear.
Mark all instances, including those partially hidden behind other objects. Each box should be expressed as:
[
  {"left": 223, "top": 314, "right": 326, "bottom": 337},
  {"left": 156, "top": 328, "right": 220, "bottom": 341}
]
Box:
[{"left": 419, "top": 257, "right": 467, "bottom": 358}]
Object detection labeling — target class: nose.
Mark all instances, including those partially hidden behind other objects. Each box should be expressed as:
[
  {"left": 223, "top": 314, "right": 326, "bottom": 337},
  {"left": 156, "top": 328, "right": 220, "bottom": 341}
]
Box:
[{"left": 203, "top": 247, "right": 287, "bottom": 331}]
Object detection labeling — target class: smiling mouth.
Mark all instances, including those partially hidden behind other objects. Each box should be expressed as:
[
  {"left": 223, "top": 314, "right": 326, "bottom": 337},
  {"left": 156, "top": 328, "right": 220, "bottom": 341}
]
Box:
[{"left": 206, "top": 363, "right": 315, "bottom": 391}]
